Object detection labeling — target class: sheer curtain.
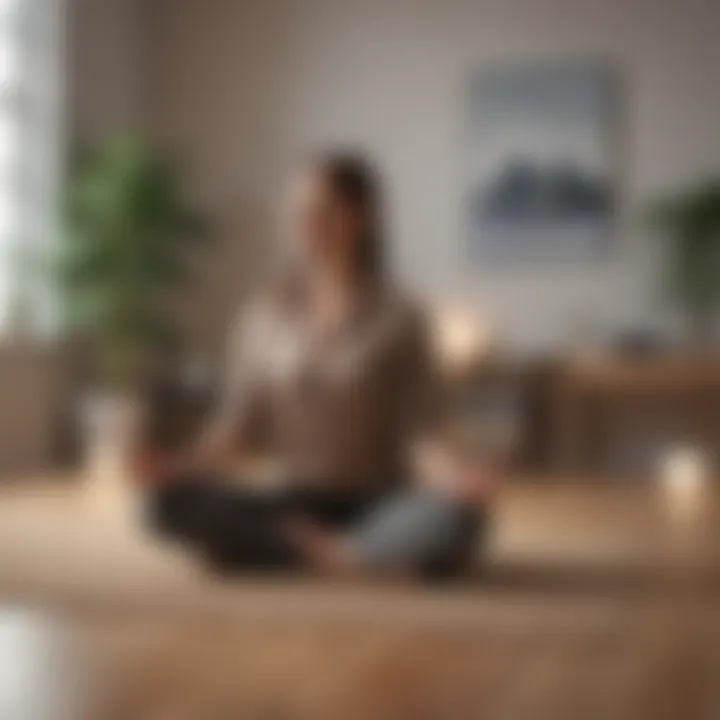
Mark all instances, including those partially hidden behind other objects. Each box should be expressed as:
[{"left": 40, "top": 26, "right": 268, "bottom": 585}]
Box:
[{"left": 0, "top": 0, "right": 62, "bottom": 337}]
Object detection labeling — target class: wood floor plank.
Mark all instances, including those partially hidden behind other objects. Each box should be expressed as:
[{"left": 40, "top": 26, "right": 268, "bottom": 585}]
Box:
[{"left": 1, "top": 481, "right": 719, "bottom": 719}]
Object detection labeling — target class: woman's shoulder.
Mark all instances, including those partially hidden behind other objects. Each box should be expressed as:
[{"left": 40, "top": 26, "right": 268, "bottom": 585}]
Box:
[
  {"left": 227, "top": 291, "right": 285, "bottom": 346},
  {"left": 230, "top": 271, "right": 304, "bottom": 328}
]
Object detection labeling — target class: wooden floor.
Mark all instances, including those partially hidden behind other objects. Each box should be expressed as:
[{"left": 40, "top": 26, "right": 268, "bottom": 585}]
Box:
[{"left": 0, "top": 477, "right": 718, "bottom": 719}]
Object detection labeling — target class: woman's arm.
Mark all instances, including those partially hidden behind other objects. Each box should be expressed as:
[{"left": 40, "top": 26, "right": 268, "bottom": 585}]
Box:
[
  {"left": 131, "top": 304, "right": 268, "bottom": 484},
  {"left": 396, "top": 305, "right": 503, "bottom": 503}
]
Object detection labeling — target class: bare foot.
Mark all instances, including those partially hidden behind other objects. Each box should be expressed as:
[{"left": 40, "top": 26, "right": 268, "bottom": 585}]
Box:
[{"left": 284, "top": 516, "right": 357, "bottom": 573}]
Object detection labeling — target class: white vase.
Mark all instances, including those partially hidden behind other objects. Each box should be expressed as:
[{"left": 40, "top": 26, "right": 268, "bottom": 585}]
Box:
[{"left": 80, "top": 392, "right": 145, "bottom": 520}]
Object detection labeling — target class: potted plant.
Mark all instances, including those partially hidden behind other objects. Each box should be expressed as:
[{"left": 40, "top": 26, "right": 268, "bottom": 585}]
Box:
[
  {"left": 59, "top": 135, "right": 208, "bottom": 484},
  {"left": 648, "top": 177, "right": 720, "bottom": 346}
]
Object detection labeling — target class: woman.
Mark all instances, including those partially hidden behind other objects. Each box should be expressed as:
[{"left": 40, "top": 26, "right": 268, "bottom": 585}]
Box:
[{"left": 141, "top": 151, "right": 492, "bottom": 577}]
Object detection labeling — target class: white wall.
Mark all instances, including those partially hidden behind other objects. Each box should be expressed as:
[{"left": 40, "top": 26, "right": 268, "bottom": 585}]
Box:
[
  {"left": 149, "top": 0, "right": 720, "bottom": 353},
  {"left": 68, "top": 0, "right": 147, "bottom": 140},
  {"left": 147, "top": 0, "right": 306, "bottom": 354}
]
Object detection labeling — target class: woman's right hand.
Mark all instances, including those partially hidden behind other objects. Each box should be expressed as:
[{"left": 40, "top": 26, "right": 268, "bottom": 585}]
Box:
[
  {"left": 128, "top": 420, "right": 240, "bottom": 486},
  {"left": 126, "top": 446, "right": 182, "bottom": 486}
]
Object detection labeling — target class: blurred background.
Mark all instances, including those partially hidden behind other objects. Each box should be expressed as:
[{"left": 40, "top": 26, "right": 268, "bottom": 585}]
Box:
[{"left": 0, "top": 0, "right": 719, "bottom": 718}]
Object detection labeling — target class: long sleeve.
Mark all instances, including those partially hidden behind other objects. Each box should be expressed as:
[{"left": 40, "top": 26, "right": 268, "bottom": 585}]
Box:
[{"left": 213, "top": 303, "right": 270, "bottom": 449}]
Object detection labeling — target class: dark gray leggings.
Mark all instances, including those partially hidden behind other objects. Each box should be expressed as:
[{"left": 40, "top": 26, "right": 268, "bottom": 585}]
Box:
[{"left": 148, "top": 477, "right": 485, "bottom": 578}]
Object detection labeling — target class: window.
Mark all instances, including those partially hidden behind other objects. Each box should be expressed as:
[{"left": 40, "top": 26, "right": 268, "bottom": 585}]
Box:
[{"left": 0, "top": 0, "right": 62, "bottom": 337}]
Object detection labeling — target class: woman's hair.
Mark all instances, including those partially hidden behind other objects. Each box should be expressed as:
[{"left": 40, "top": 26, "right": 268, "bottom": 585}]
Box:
[{"left": 310, "top": 150, "right": 386, "bottom": 281}]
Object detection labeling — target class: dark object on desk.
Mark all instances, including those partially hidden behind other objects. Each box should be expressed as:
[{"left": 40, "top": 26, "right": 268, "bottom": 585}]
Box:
[{"left": 612, "top": 329, "right": 670, "bottom": 358}]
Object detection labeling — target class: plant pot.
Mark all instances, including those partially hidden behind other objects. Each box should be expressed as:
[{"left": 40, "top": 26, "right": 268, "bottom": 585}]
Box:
[{"left": 80, "top": 392, "right": 145, "bottom": 518}]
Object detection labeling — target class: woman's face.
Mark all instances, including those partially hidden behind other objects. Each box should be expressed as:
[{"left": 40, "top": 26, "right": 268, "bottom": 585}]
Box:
[{"left": 287, "top": 167, "right": 361, "bottom": 275}]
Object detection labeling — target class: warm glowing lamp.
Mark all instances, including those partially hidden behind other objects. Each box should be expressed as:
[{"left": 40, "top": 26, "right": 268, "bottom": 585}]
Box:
[{"left": 433, "top": 305, "right": 492, "bottom": 372}]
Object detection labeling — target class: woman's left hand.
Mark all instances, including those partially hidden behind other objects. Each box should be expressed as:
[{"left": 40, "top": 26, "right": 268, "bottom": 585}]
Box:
[{"left": 414, "top": 440, "right": 503, "bottom": 503}]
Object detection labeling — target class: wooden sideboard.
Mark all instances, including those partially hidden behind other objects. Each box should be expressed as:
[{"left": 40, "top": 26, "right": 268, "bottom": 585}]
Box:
[
  {"left": 457, "top": 353, "right": 720, "bottom": 478},
  {"left": 549, "top": 354, "right": 720, "bottom": 477}
]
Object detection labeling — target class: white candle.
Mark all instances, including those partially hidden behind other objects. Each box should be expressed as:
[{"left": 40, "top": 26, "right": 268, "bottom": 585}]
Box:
[
  {"left": 434, "top": 306, "right": 491, "bottom": 370},
  {"left": 659, "top": 445, "right": 708, "bottom": 520}
]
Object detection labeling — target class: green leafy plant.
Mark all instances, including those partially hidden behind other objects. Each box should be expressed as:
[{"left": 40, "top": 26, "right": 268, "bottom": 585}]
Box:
[
  {"left": 648, "top": 177, "right": 720, "bottom": 343},
  {"left": 60, "top": 135, "right": 209, "bottom": 388}
]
